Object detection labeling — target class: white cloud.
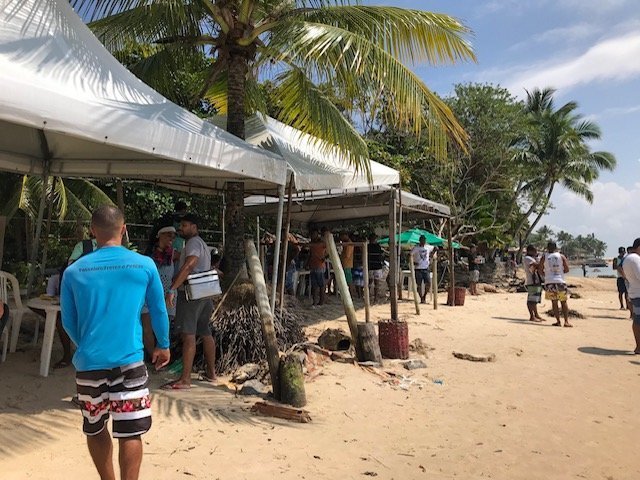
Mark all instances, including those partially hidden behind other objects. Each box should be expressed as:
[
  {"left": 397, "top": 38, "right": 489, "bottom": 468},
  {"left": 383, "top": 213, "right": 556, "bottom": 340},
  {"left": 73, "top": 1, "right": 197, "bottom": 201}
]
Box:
[
  {"left": 503, "top": 32, "right": 640, "bottom": 94},
  {"left": 508, "top": 23, "right": 600, "bottom": 53},
  {"left": 538, "top": 181, "right": 640, "bottom": 256}
]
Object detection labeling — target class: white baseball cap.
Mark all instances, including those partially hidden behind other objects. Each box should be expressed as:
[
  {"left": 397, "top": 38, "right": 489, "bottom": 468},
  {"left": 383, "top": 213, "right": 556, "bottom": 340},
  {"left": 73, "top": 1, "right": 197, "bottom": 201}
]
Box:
[{"left": 157, "top": 226, "right": 177, "bottom": 237}]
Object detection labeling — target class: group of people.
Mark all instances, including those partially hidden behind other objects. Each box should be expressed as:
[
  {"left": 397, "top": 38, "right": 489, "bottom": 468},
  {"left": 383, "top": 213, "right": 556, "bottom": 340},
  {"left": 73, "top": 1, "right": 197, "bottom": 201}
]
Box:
[
  {"left": 523, "top": 242, "right": 573, "bottom": 327},
  {"left": 613, "top": 240, "right": 640, "bottom": 354}
]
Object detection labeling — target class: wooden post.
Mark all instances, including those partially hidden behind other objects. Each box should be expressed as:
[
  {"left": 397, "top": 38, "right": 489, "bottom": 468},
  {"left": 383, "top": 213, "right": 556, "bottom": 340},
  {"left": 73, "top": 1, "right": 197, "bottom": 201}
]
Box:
[
  {"left": 278, "top": 178, "right": 294, "bottom": 311},
  {"left": 408, "top": 254, "right": 420, "bottom": 315},
  {"left": 388, "top": 189, "right": 398, "bottom": 321},
  {"left": 324, "top": 232, "right": 364, "bottom": 360},
  {"left": 362, "top": 242, "right": 371, "bottom": 323},
  {"left": 432, "top": 252, "right": 438, "bottom": 310},
  {"left": 278, "top": 353, "right": 306, "bottom": 407},
  {"left": 270, "top": 185, "right": 285, "bottom": 314},
  {"left": 447, "top": 218, "right": 456, "bottom": 306},
  {"left": 0, "top": 215, "right": 6, "bottom": 270},
  {"left": 356, "top": 322, "right": 383, "bottom": 364},
  {"left": 245, "top": 239, "right": 281, "bottom": 400}
]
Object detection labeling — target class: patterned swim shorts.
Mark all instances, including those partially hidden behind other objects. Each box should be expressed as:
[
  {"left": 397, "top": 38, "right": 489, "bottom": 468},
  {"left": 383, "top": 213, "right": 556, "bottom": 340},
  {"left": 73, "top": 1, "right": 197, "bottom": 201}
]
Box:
[
  {"left": 526, "top": 285, "right": 542, "bottom": 304},
  {"left": 545, "top": 283, "right": 568, "bottom": 302},
  {"left": 76, "top": 361, "right": 151, "bottom": 438}
]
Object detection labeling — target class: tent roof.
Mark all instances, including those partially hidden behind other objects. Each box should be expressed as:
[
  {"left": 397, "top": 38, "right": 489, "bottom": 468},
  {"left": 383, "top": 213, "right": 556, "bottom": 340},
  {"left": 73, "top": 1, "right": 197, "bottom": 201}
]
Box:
[
  {"left": 211, "top": 115, "right": 400, "bottom": 192},
  {"left": 0, "top": 0, "right": 287, "bottom": 192},
  {"left": 245, "top": 186, "right": 450, "bottom": 227}
]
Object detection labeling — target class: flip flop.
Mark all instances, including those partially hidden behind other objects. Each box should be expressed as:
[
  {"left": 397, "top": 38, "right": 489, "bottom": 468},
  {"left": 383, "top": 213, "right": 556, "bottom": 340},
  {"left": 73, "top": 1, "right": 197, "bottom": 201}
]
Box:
[
  {"left": 563, "top": 323, "right": 574, "bottom": 328},
  {"left": 198, "top": 374, "right": 216, "bottom": 383},
  {"left": 160, "top": 381, "right": 191, "bottom": 391},
  {"left": 53, "top": 360, "right": 71, "bottom": 369},
  {"left": 552, "top": 322, "right": 562, "bottom": 327}
]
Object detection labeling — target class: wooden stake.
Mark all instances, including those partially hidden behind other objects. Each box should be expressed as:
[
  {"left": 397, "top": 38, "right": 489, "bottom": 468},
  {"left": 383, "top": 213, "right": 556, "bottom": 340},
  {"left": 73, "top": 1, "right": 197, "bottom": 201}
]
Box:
[
  {"left": 324, "top": 232, "right": 364, "bottom": 360},
  {"left": 432, "top": 252, "right": 438, "bottom": 310},
  {"left": 244, "top": 239, "right": 281, "bottom": 400},
  {"left": 388, "top": 189, "right": 398, "bottom": 321},
  {"left": 448, "top": 218, "right": 455, "bottom": 306},
  {"left": 278, "top": 178, "right": 294, "bottom": 311},
  {"left": 362, "top": 242, "right": 370, "bottom": 323},
  {"left": 408, "top": 254, "right": 420, "bottom": 315}
]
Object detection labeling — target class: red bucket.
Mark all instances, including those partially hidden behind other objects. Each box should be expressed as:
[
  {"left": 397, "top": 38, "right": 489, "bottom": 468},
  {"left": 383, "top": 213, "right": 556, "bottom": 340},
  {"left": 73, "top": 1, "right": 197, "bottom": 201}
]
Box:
[
  {"left": 378, "top": 321, "right": 409, "bottom": 359},
  {"left": 447, "top": 287, "right": 466, "bottom": 306}
]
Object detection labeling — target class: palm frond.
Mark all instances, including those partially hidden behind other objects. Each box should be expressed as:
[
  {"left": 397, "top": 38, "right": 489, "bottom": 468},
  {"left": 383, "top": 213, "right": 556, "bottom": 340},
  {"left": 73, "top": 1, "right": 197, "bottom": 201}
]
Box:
[
  {"left": 269, "top": 21, "right": 468, "bottom": 156},
  {"left": 296, "top": 5, "right": 475, "bottom": 65},
  {"left": 274, "top": 67, "right": 370, "bottom": 176}
]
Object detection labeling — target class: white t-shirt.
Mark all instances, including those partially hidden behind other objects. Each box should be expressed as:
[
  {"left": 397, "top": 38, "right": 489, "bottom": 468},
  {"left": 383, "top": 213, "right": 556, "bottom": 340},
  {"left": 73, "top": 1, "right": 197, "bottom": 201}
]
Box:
[
  {"left": 180, "top": 235, "right": 211, "bottom": 273},
  {"left": 544, "top": 252, "right": 565, "bottom": 285},
  {"left": 622, "top": 253, "right": 640, "bottom": 299},
  {"left": 523, "top": 255, "right": 538, "bottom": 286},
  {"left": 411, "top": 244, "right": 434, "bottom": 270}
]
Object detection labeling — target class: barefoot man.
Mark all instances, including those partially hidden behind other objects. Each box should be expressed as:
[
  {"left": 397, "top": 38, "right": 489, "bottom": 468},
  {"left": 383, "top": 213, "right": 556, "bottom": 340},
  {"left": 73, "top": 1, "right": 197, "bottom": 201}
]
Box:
[
  {"left": 523, "top": 245, "right": 544, "bottom": 322},
  {"left": 539, "top": 241, "right": 572, "bottom": 327},
  {"left": 61, "top": 205, "right": 170, "bottom": 480},
  {"left": 621, "top": 238, "right": 640, "bottom": 354}
]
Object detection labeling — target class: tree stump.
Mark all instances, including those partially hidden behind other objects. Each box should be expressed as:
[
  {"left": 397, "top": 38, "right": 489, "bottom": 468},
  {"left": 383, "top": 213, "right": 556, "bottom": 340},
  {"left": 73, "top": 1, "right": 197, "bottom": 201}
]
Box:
[
  {"left": 356, "top": 322, "right": 383, "bottom": 363},
  {"left": 279, "top": 353, "right": 307, "bottom": 407},
  {"left": 317, "top": 328, "right": 351, "bottom": 351}
]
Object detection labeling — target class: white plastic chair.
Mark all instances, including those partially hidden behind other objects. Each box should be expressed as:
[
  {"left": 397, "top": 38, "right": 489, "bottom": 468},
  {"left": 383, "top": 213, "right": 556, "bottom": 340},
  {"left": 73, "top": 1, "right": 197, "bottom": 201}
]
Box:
[{"left": 0, "top": 271, "right": 34, "bottom": 354}]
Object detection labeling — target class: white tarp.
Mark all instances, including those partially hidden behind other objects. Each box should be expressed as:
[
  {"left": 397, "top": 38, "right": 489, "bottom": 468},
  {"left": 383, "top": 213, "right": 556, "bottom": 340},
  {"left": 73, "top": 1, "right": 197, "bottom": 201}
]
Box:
[
  {"left": 0, "top": 0, "right": 287, "bottom": 191},
  {"left": 211, "top": 115, "right": 400, "bottom": 192},
  {"left": 245, "top": 186, "right": 450, "bottom": 227}
]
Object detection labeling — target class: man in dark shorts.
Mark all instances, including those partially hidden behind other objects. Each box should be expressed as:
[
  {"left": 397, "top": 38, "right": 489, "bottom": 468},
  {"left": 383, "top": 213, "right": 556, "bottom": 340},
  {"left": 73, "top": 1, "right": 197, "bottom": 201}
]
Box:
[
  {"left": 307, "top": 229, "right": 327, "bottom": 307},
  {"left": 613, "top": 246, "right": 629, "bottom": 310},
  {"left": 165, "top": 214, "right": 217, "bottom": 389},
  {"left": 61, "top": 206, "right": 170, "bottom": 480}
]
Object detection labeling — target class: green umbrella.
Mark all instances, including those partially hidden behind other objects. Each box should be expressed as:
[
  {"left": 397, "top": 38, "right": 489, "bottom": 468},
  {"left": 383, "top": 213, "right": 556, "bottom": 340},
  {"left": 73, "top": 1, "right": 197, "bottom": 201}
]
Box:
[{"left": 379, "top": 228, "right": 461, "bottom": 248}]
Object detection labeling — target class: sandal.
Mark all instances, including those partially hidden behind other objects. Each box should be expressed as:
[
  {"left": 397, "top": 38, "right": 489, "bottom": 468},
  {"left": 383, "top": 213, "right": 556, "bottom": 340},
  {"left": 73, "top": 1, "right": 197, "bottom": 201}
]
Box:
[{"left": 552, "top": 322, "right": 562, "bottom": 327}]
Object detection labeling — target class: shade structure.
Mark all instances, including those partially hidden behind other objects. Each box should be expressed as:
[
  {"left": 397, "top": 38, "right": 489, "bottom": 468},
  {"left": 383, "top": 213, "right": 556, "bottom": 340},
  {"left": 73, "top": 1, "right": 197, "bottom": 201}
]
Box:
[
  {"left": 379, "top": 228, "right": 461, "bottom": 249},
  {"left": 211, "top": 115, "right": 400, "bottom": 193},
  {"left": 0, "top": 0, "right": 287, "bottom": 192},
  {"left": 245, "top": 186, "right": 450, "bottom": 227}
]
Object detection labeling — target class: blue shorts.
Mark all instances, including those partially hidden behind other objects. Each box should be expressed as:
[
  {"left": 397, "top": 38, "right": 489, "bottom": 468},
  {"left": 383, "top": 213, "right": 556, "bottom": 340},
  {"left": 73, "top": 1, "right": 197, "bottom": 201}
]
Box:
[
  {"left": 631, "top": 298, "right": 640, "bottom": 325},
  {"left": 414, "top": 269, "right": 431, "bottom": 287},
  {"left": 310, "top": 268, "right": 325, "bottom": 288},
  {"left": 617, "top": 277, "right": 628, "bottom": 294}
]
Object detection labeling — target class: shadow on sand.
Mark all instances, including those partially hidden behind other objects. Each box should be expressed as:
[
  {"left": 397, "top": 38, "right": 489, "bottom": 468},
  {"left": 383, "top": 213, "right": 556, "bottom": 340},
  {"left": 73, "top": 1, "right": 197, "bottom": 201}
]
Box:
[{"left": 577, "top": 347, "right": 636, "bottom": 356}]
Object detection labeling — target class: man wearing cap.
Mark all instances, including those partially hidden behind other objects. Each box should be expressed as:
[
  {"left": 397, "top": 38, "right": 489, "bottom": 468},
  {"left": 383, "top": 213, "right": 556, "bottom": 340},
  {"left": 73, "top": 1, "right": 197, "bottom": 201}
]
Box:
[
  {"left": 621, "top": 238, "right": 640, "bottom": 354},
  {"left": 164, "top": 214, "right": 217, "bottom": 389}
]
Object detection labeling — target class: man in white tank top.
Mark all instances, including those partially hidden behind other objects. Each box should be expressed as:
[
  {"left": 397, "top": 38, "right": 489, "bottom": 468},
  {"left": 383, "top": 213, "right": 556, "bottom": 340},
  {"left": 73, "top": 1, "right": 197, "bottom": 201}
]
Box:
[{"left": 540, "top": 242, "right": 572, "bottom": 327}]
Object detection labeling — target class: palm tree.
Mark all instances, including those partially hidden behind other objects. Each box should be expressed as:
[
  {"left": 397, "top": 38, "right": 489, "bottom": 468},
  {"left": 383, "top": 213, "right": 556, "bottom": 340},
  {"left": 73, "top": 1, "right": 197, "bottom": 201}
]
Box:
[
  {"left": 72, "top": 0, "right": 476, "bottom": 281},
  {"left": 512, "top": 88, "right": 616, "bottom": 248}
]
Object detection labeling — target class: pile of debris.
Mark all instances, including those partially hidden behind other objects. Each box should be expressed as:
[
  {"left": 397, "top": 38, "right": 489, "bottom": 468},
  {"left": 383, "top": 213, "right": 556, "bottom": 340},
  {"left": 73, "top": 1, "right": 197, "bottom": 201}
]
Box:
[{"left": 212, "top": 282, "right": 307, "bottom": 373}]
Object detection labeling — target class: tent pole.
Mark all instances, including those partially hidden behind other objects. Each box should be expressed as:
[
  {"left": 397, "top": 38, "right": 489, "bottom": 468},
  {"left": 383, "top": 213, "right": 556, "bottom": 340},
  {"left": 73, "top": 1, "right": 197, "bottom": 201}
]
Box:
[
  {"left": 26, "top": 131, "right": 52, "bottom": 297},
  {"left": 270, "top": 184, "right": 285, "bottom": 314},
  {"left": 278, "top": 177, "right": 294, "bottom": 311},
  {"left": 256, "top": 216, "right": 260, "bottom": 255},
  {"left": 397, "top": 188, "right": 403, "bottom": 300},
  {"left": 448, "top": 217, "right": 455, "bottom": 305},
  {"left": 388, "top": 188, "right": 398, "bottom": 321},
  {"left": 221, "top": 193, "right": 226, "bottom": 250},
  {"left": 0, "top": 215, "right": 6, "bottom": 270},
  {"left": 40, "top": 180, "right": 55, "bottom": 280}
]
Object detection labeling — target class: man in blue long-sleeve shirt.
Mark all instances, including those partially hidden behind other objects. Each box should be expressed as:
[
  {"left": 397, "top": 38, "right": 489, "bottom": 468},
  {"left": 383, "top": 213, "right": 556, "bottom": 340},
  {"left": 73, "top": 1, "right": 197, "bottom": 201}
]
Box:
[{"left": 61, "top": 205, "right": 170, "bottom": 480}]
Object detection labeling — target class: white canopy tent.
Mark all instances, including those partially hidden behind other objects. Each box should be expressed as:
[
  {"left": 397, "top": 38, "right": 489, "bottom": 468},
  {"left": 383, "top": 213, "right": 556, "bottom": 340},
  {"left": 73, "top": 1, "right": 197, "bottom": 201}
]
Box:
[
  {"left": 245, "top": 187, "right": 450, "bottom": 227},
  {"left": 211, "top": 115, "right": 400, "bottom": 192},
  {"left": 0, "top": 0, "right": 287, "bottom": 192}
]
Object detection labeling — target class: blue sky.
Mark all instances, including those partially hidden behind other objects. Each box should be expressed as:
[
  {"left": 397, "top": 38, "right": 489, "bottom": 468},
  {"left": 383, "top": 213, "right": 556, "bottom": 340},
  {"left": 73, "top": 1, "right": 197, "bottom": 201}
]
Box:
[{"left": 364, "top": 0, "right": 640, "bottom": 255}]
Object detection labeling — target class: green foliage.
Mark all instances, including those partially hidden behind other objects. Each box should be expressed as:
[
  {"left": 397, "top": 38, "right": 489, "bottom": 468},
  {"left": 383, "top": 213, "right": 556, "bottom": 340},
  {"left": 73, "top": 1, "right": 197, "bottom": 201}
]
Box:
[{"left": 529, "top": 227, "right": 607, "bottom": 259}]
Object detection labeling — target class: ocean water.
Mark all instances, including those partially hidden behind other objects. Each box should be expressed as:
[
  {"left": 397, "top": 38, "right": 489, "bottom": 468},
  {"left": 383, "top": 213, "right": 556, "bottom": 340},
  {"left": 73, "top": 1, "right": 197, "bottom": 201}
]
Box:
[{"left": 567, "top": 264, "right": 614, "bottom": 278}]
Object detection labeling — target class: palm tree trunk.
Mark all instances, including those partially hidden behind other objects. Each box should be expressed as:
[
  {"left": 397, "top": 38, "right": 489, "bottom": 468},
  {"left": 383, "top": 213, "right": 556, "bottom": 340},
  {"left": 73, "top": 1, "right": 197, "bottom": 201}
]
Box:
[
  {"left": 222, "top": 51, "right": 251, "bottom": 287},
  {"left": 511, "top": 182, "right": 548, "bottom": 244}
]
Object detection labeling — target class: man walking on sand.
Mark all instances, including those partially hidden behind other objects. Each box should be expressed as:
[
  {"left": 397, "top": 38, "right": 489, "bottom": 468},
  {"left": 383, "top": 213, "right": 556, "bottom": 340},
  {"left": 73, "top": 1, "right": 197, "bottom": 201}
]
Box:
[
  {"left": 165, "top": 214, "right": 217, "bottom": 389},
  {"left": 61, "top": 205, "right": 170, "bottom": 480},
  {"left": 523, "top": 245, "right": 544, "bottom": 322},
  {"left": 539, "top": 241, "right": 572, "bottom": 327},
  {"left": 621, "top": 238, "right": 640, "bottom": 354}
]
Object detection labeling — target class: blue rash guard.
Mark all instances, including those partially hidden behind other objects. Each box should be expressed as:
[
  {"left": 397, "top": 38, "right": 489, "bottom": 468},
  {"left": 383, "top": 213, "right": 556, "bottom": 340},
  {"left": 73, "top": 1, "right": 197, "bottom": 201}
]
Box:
[{"left": 61, "top": 245, "right": 170, "bottom": 371}]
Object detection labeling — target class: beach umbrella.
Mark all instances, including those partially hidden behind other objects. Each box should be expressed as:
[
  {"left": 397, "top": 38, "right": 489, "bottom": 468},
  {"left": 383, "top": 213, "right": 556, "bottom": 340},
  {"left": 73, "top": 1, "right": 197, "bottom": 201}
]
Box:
[{"left": 379, "top": 228, "right": 461, "bottom": 248}]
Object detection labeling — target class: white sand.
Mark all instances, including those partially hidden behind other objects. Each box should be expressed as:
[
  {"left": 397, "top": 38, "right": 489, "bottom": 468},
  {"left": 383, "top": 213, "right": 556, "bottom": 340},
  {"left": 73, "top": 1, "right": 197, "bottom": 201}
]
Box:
[{"left": 1, "top": 275, "right": 638, "bottom": 479}]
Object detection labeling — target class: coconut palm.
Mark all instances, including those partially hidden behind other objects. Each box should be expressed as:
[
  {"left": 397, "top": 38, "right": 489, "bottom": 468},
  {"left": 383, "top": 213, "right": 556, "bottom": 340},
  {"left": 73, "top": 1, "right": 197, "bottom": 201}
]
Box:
[
  {"left": 73, "top": 0, "right": 476, "bottom": 280},
  {"left": 513, "top": 88, "right": 616, "bottom": 248}
]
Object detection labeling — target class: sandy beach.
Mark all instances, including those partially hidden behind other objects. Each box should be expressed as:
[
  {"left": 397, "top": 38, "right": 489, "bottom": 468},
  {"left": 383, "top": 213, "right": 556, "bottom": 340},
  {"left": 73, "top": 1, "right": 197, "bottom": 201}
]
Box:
[{"left": 1, "top": 275, "right": 638, "bottom": 479}]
